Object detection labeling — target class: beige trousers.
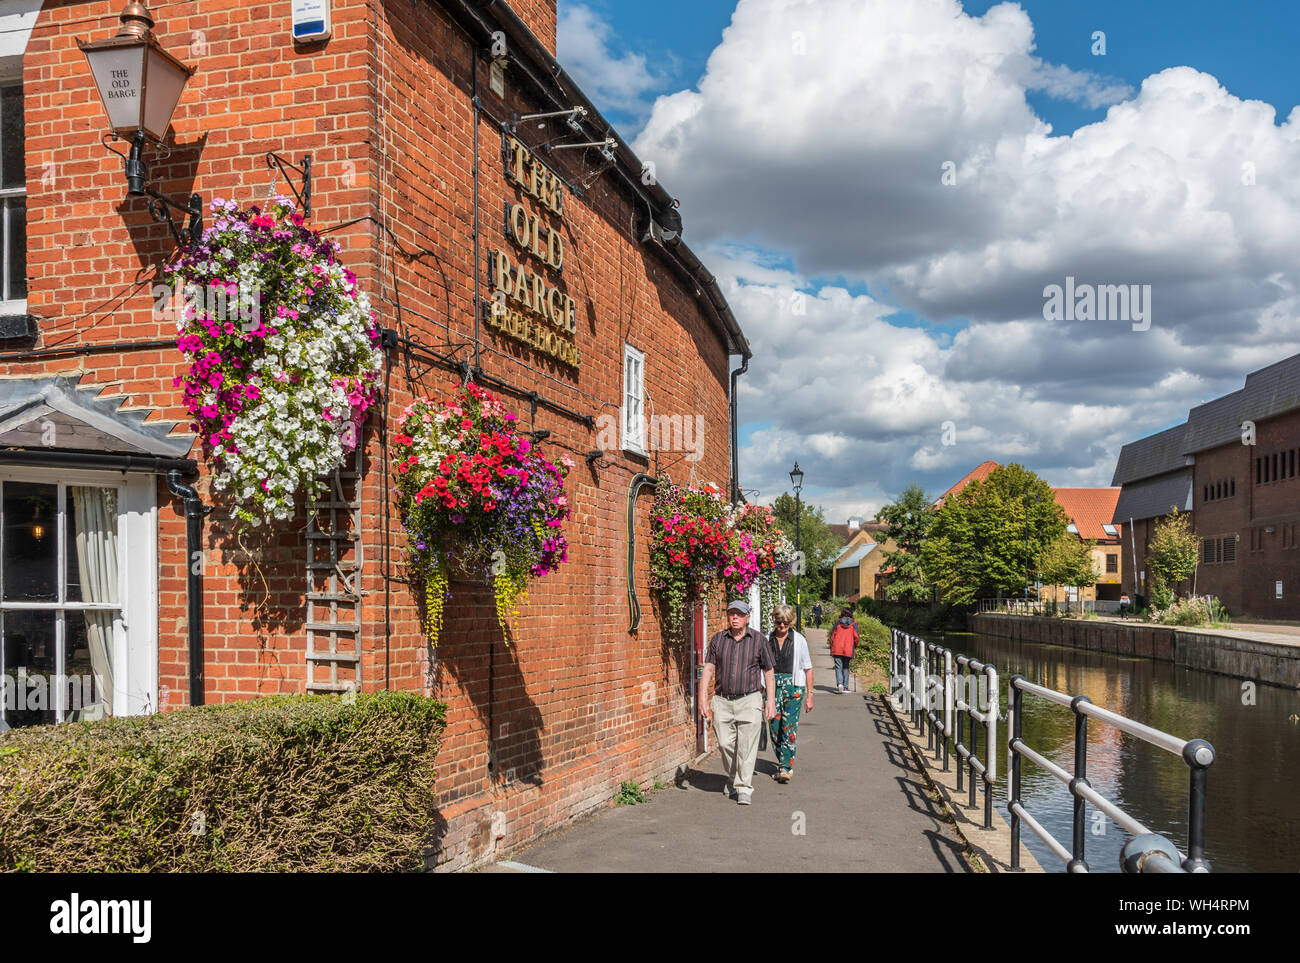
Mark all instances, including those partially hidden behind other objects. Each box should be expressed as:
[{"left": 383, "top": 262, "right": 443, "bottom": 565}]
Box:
[{"left": 711, "top": 690, "right": 763, "bottom": 794}]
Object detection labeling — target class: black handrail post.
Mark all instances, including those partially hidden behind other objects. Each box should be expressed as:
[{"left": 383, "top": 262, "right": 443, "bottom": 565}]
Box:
[
  {"left": 1009, "top": 675, "right": 1024, "bottom": 870},
  {"left": 1067, "top": 695, "right": 1093, "bottom": 872},
  {"left": 1183, "top": 739, "right": 1215, "bottom": 872}
]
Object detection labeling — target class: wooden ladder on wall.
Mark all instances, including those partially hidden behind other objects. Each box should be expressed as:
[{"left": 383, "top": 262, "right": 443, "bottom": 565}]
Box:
[{"left": 304, "top": 445, "right": 363, "bottom": 694}]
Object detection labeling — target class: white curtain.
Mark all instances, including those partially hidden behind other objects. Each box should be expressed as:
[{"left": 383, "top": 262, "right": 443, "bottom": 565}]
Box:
[{"left": 70, "top": 486, "right": 118, "bottom": 720}]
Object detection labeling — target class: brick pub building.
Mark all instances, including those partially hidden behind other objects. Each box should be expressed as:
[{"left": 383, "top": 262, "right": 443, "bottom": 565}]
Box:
[
  {"left": 1112, "top": 353, "right": 1300, "bottom": 620},
  {"left": 0, "top": 0, "right": 749, "bottom": 869}
]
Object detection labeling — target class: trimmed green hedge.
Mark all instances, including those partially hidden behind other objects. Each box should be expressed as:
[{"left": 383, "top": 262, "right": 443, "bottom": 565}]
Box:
[{"left": 0, "top": 691, "right": 446, "bottom": 873}]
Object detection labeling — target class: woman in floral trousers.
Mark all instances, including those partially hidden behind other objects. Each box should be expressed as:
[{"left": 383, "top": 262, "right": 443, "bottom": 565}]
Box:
[{"left": 766, "top": 604, "right": 814, "bottom": 783}]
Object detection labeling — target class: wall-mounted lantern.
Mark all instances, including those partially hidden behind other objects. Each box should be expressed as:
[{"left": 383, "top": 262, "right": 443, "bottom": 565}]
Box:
[{"left": 79, "top": 2, "right": 203, "bottom": 246}]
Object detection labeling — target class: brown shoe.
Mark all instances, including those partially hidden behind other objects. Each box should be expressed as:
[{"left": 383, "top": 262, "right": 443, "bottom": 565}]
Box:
[{"left": 777, "top": 770, "right": 792, "bottom": 784}]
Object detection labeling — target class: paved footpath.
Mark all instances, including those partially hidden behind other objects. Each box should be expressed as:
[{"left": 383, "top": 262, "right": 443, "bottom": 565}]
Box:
[{"left": 494, "top": 628, "right": 971, "bottom": 873}]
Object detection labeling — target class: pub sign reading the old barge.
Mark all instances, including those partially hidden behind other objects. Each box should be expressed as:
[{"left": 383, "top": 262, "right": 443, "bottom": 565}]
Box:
[{"left": 486, "top": 135, "right": 582, "bottom": 368}]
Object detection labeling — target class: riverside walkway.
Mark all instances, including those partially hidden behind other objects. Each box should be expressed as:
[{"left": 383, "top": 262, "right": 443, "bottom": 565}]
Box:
[{"left": 491, "top": 628, "right": 972, "bottom": 873}]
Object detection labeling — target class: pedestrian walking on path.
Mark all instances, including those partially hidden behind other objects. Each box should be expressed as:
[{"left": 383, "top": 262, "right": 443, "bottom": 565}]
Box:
[
  {"left": 812, "top": 601, "right": 823, "bottom": 628},
  {"left": 699, "top": 600, "right": 776, "bottom": 806},
  {"left": 828, "top": 608, "right": 859, "bottom": 693},
  {"left": 766, "top": 603, "right": 813, "bottom": 783},
  {"left": 508, "top": 625, "right": 973, "bottom": 873}
]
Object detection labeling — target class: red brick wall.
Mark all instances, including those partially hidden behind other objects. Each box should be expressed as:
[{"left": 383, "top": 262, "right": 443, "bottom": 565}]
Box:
[
  {"left": 15, "top": 1, "right": 732, "bottom": 869},
  {"left": 1173, "top": 408, "right": 1300, "bottom": 619},
  {"left": 1192, "top": 439, "right": 1250, "bottom": 614},
  {"left": 19, "top": 0, "right": 379, "bottom": 704},
  {"left": 370, "top": 0, "right": 730, "bottom": 869},
  {"left": 504, "top": 0, "right": 558, "bottom": 55},
  {"left": 1244, "top": 411, "right": 1300, "bottom": 617}
]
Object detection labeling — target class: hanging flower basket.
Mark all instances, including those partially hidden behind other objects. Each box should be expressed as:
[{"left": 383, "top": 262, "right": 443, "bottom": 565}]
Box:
[
  {"left": 730, "top": 502, "right": 798, "bottom": 626},
  {"left": 166, "top": 196, "right": 383, "bottom": 527},
  {"left": 649, "top": 481, "right": 795, "bottom": 634},
  {"left": 393, "top": 384, "right": 572, "bottom": 645}
]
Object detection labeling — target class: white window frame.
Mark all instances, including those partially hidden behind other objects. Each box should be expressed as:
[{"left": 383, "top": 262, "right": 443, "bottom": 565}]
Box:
[
  {"left": 622, "top": 342, "right": 647, "bottom": 456},
  {"left": 0, "top": 468, "right": 157, "bottom": 726},
  {"left": 0, "top": 57, "right": 24, "bottom": 315}
]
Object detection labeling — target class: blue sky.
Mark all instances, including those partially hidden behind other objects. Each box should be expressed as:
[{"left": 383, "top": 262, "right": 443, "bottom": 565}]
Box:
[
  {"left": 569, "top": 0, "right": 1300, "bottom": 138},
  {"left": 558, "top": 1, "right": 1300, "bottom": 519}
]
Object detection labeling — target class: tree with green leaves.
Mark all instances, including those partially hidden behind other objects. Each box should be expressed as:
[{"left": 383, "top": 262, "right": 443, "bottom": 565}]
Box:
[
  {"left": 770, "top": 493, "right": 844, "bottom": 605},
  {"left": 1146, "top": 507, "right": 1199, "bottom": 609},
  {"left": 1036, "top": 534, "right": 1099, "bottom": 603},
  {"left": 920, "top": 464, "right": 1067, "bottom": 606},
  {"left": 874, "top": 483, "right": 935, "bottom": 603}
]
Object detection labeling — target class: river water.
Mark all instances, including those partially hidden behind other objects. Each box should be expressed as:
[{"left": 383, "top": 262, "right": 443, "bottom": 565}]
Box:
[{"left": 928, "top": 630, "right": 1300, "bottom": 873}]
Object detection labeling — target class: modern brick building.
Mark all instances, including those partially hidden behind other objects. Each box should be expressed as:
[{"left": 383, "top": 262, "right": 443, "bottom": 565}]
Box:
[
  {"left": 1111, "top": 353, "right": 1300, "bottom": 619},
  {"left": 0, "top": 0, "right": 750, "bottom": 869}
]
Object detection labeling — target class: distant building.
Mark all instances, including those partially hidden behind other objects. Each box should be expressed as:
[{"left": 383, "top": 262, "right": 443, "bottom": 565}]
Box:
[
  {"left": 827, "top": 516, "right": 886, "bottom": 547},
  {"left": 1111, "top": 353, "right": 1300, "bottom": 619},
  {"left": 932, "top": 462, "right": 1123, "bottom": 602},
  {"left": 830, "top": 526, "right": 895, "bottom": 601},
  {"left": 1043, "top": 488, "right": 1124, "bottom": 603},
  {"left": 932, "top": 460, "right": 1000, "bottom": 508}
]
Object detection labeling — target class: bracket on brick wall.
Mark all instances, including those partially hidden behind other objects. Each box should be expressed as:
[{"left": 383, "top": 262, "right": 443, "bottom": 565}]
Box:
[{"left": 266, "top": 151, "right": 312, "bottom": 218}]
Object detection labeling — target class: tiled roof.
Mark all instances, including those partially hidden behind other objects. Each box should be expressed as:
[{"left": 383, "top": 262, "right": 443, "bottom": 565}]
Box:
[
  {"left": 1181, "top": 353, "right": 1300, "bottom": 454},
  {"left": 1112, "top": 354, "right": 1300, "bottom": 486},
  {"left": 932, "top": 461, "right": 1000, "bottom": 507},
  {"left": 1052, "top": 488, "right": 1122, "bottom": 541},
  {"left": 1112, "top": 470, "right": 1193, "bottom": 523},
  {"left": 1109, "top": 354, "right": 1300, "bottom": 523},
  {"left": 1111, "top": 424, "right": 1190, "bottom": 485}
]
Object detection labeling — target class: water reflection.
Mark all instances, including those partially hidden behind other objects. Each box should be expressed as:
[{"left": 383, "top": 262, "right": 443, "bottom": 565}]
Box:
[{"left": 933, "top": 631, "right": 1300, "bottom": 873}]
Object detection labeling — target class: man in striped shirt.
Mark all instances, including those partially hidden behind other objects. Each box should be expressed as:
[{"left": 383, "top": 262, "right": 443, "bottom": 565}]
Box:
[{"left": 699, "top": 600, "right": 776, "bottom": 805}]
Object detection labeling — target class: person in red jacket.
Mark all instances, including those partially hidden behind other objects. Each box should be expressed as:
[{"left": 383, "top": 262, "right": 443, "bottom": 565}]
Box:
[{"left": 828, "top": 608, "right": 859, "bottom": 693}]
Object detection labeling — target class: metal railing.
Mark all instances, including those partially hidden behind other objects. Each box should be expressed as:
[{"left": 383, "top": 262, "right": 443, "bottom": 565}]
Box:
[
  {"left": 889, "top": 627, "right": 1215, "bottom": 873},
  {"left": 978, "top": 597, "right": 1096, "bottom": 616},
  {"left": 891, "top": 629, "right": 999, "bottom": 829},
  {"left": 1007, "top": 674, "right": 1215, "bottom": 873}
]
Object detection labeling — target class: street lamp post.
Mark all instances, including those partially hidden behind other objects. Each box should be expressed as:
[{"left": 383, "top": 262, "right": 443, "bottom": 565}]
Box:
[{"left": 790, "top": 461, "right": 804, "bottom": 632}]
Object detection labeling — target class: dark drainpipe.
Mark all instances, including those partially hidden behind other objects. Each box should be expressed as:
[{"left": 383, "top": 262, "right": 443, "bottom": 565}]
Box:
[
  {"left": 730, "top": 355, "right": 749, "bottom": 506},
  {"left": 166, "top": 471, "right": 206, "bottom": 707}
]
